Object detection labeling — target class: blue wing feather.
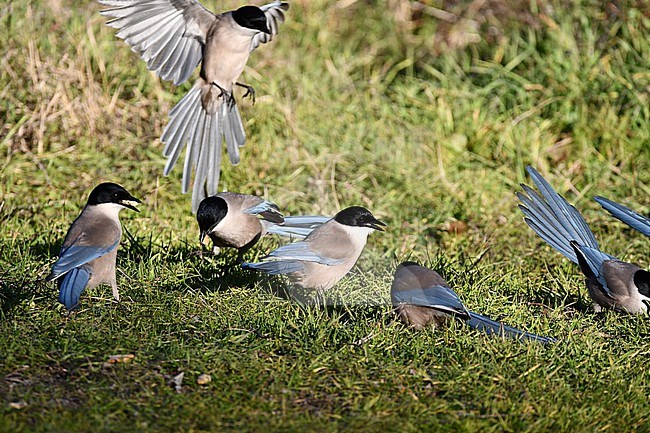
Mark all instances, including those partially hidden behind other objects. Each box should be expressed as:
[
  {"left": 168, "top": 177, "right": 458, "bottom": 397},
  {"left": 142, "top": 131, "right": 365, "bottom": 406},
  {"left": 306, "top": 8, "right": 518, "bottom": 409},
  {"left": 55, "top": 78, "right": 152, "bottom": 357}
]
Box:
[
  {"left": 526, "top": 167, "right": 599, "bottom": 248},
  {"left": 266, "top": 215, "right": 330, "bottom": 238},
  {"left": 58, "top": 267, "right": 91, "bottom": 310},
  {"left": 392, "top": 285, "right": 468, "bottom": 318},
  {"left": 48, "top": 239, "right": 120, "bottom": 281},
  {"left": 242, "top": 200, "right": 279, "bottom": 216},
  {"left": 242, "top": 260, "right": 305, "bottom": 275},
  {"left": 267, "top": 242, "right": 345, "bottom": 266},
  {"left": 518, "top": 166, "right": 608, "bottom": 264},
  {"left": 594, "top": 196, "right": 650, "bottom": 237},
  {"left": 243, "top": 234, "right": 345, "bottom": 276}
]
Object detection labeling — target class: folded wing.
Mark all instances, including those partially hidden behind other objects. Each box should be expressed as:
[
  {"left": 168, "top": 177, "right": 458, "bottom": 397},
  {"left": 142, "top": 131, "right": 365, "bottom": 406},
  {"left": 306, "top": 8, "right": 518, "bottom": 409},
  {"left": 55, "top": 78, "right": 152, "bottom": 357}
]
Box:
[
  {"left": 266, "top": 215, "right": 331, "bottom": 238},
  {"left": 58, "top": 268, "right": 92, "bottom": 310},
  {"left": 47, "top": 240, "right": 120, "bottom": 281},
  {"left": 242, "top": 200, "right": 284, "bottom": 224},
  {"left": 391, "top": 285, "right": 470, "bottom": 319}
]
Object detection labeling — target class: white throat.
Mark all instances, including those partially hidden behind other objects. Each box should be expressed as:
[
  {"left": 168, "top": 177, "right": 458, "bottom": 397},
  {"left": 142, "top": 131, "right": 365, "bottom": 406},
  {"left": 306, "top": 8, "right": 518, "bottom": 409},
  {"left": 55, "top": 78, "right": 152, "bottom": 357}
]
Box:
[
  {"left": 339, "top": 224, "right": 374, "bottom": 250},
  {"left": 90, "top": 202, "right": 126, "bottom": 220}
]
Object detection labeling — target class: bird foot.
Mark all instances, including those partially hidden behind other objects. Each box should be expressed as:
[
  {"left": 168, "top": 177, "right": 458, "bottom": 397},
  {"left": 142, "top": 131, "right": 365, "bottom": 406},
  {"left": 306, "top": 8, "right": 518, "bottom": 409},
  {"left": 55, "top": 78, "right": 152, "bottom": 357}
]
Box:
[
  {"left": 212, "top": 83, "right": 236, "bottom": 108},
  {"left": 235, "top": 82, "right": 256, "bottom": 104}
]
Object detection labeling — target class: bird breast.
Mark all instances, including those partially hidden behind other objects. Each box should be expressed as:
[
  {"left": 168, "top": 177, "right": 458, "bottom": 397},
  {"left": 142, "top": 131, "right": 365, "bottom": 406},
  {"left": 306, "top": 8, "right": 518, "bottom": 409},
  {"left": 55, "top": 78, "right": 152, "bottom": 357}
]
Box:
[
  {"left": 212, "top": 212, "right": 263, "bottom": 249},
  {"left": 86, "top": 248, "right": 119, "bottom": 289},
  {"left": 201, "top": 20, "right": 257, "bottom": 89}
]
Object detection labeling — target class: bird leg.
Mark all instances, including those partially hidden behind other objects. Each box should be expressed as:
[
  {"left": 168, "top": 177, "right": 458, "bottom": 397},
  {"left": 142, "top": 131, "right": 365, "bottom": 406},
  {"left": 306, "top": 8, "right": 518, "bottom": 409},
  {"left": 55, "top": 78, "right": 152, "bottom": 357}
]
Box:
[
  {"left": 111, "top": 283, "right": 120, "bottom": 302},
  {"left": 235, "top": 82, "right": 256, "bottom": 104},
  {"left": 212, "top": 83, "right": 236, "bottom": 108}
]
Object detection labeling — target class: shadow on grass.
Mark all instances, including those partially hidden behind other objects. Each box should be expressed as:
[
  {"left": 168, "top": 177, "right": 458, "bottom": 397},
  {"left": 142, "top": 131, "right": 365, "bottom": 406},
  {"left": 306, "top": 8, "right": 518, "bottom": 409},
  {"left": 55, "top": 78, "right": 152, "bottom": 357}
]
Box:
[
  {"left": 524, "top": 267, "right": 593, "bottom": 315},
  {"left": 0, "top": 276, "right": 53, "bottom": 318},
  {"left": 150, "top": 243, "right": 269, "bottom": 296},
  {"left": 26, "top": 238, "right": 62, "bottom": 261},
  {"left": 0, "top": 236, "right": 59, "bottom": 317}
]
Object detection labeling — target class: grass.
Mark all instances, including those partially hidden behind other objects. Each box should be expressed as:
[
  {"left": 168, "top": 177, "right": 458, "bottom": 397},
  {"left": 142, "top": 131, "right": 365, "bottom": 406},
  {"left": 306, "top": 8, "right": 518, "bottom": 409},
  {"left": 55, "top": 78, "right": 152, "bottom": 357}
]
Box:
[{"left": 1, "top": 0, "right": 650, "bottom": 431}]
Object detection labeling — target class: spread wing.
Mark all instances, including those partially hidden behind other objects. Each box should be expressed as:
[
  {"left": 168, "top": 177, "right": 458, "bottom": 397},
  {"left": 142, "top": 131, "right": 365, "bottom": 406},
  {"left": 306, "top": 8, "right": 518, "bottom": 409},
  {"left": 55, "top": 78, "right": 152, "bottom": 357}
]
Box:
[
  {"left": 250, "top": 1, "right": 289, "bottom": 51},
  {"left": 99, "top": 0, "right": 216, "bottom": 85}
]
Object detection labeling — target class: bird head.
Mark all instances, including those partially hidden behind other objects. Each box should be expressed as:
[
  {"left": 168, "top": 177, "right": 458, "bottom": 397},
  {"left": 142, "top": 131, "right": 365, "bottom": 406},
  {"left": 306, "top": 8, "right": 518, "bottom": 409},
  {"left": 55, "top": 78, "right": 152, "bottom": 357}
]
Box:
[
  {"left": 87, "top": 182, "right": 141, "bottom": 212},
  {"left": 334, "top": 206, "right": 386, "bottom": 232},
  {"left": 635, "top": 269, "right": 650, "bottom": 298},
  {"left": 197, "top": 196, "right": 229, "bottom": 245},
  {"left": 233, "top": 6, "right": 271, "bottom": 34}
]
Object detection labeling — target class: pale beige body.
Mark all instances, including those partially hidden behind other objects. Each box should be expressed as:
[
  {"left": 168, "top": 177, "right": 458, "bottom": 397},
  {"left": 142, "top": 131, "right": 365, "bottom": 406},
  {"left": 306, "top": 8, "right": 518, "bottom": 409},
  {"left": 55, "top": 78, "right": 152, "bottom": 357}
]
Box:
[
  {"left": 286, "top": 223, "right": 374, "bottom": 291},
  {"left": 207, "top": 192, "right": 266, "bottom": 251},
  {"left": 203, "top": 17, "right": 256, "bottom": 87},
  {"left": 585, "top": 260, "right": 649, "bottom": 314},
  {"left": 199, "top": 15, "right": 259, "bottom": 114},
  {"left": 57, "top": 204, "right": 124, "bottom": 300}
]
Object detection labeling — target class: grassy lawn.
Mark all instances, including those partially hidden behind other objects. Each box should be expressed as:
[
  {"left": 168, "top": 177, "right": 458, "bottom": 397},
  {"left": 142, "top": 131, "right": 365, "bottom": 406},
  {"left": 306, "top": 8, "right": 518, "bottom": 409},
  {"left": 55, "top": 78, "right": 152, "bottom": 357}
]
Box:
[{"left": 1, "top": 0, "right": 649, "bottom": 431}]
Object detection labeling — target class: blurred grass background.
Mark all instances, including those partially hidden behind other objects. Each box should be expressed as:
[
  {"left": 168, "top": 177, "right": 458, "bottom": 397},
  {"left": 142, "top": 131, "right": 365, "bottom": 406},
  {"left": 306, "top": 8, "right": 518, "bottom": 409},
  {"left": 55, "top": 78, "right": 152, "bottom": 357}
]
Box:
[{"left": 1, "top": 0, "right": 650, "bottom": 431}]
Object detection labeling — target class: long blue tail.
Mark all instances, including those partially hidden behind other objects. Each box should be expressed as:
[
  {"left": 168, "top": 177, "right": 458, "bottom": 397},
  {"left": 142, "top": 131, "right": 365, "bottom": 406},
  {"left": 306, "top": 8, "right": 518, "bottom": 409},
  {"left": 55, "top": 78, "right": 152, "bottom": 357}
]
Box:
[
  {"left": 594, "top": 196, "right": 650, "bottom": 237},
  {"left": 517, "top": 166, "right": 602, "bottom": 264},
  {"left": 467, "top": 311, "right": 556, "bottom": 344},
  {"left": 58, "top": 267, "right": 91, "bottom": 310}
]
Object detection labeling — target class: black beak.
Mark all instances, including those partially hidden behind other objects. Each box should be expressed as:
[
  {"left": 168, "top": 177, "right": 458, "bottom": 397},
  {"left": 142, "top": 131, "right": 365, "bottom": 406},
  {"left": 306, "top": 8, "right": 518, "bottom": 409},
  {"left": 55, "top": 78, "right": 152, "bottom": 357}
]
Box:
[
  {"left": 367, "top": 218, "right": 387, "bottom": 232},
  {"left": 119, "top": 195, "right": 142, "bottom": 212},
  {"left": 199, "top": 222, "right": 219, "bottom": 246}
]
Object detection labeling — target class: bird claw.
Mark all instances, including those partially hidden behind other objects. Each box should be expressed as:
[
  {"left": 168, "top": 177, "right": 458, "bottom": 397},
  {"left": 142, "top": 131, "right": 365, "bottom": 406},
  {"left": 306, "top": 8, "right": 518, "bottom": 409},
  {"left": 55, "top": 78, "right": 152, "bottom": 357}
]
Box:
[
  {"left": 213, "top": 83, "right": 236, "bottom": 108},
  {"left": 236, "top": 82, "right": 256, "bottom": 104}
]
